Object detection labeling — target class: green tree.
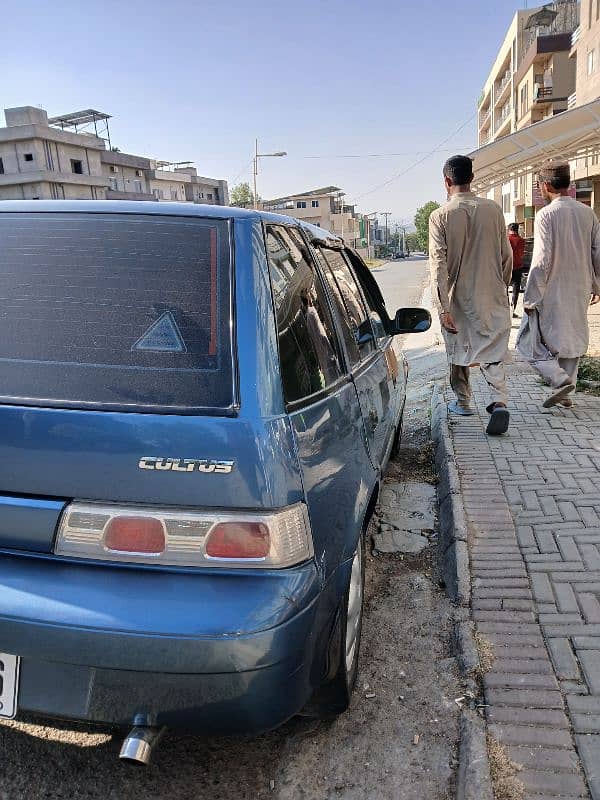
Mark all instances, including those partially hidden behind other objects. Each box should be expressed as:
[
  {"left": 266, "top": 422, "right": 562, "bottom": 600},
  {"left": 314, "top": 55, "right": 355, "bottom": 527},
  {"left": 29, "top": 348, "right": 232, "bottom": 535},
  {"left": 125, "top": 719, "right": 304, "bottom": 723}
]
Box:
[
  {"left": 414, "top": 201, "right": 440, "bottom": 253},
  {"left": 405, "top": 232, "right": 420, "bottom": 253},
  {"left": 230, "top": 182, "right": 258, "bottom": 208}
]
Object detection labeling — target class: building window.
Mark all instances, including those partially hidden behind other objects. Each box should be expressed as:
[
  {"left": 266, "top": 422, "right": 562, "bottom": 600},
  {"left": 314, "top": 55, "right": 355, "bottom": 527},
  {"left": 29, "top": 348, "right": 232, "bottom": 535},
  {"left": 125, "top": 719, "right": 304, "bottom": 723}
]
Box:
[
  {"left": 207, "top": 193, "right": 213, "bottom": 200},
  {"left": 109, "top": 177, "right": 118, "bottom": 191},
  {"left": 23, "top": 153, "right": 34, "bottom": 162},
  {"left": 588, "top": 49, "right": 596, "bottom": 75},
  {"left": 520, "top": 83, "right": 529, "bottom": 116},
  {"left": 135, "top": 169, "right": 143, "bottom": 177},
  {"left": 110, "top": 165, "right": 119, "bottom": 173},
  {"left": 502, "top": 193, "right": 511, "bottom": 213},
  {"left": 0, "top": 157, "right": 3, "bottom": 175},
  {"left": 133, "top": 180, "right": 142, "bottom": 193},
  {"left": 311, "top": 200, "right": 319, "bottom": 208},
  {"left": 296, "top": 201, "right": 307, "bottom": 209},
  {"left": 71, "top": 159, "right": 84, "bottom": 175}
]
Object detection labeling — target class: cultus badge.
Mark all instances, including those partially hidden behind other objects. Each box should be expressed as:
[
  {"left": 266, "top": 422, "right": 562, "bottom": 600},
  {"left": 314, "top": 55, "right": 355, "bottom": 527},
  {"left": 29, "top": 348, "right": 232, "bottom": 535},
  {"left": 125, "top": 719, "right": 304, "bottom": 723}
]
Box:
[{"left": 139, "top": 457, "right": 235, "bottom": 474}]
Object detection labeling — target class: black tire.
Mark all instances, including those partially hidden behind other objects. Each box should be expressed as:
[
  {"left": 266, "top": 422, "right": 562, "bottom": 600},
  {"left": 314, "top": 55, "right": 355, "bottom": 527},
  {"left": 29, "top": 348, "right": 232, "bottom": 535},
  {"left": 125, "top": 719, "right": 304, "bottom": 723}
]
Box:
[{"left": 304, "top": 534, "right": 366, "bottom": 718}]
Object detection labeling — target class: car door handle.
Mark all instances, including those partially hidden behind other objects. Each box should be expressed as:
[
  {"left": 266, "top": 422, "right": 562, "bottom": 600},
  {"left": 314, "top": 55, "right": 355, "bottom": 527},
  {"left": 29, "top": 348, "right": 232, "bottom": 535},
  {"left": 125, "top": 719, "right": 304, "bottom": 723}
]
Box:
[{"left": 368, "top": 409, "right": 379, "bottom": 430}]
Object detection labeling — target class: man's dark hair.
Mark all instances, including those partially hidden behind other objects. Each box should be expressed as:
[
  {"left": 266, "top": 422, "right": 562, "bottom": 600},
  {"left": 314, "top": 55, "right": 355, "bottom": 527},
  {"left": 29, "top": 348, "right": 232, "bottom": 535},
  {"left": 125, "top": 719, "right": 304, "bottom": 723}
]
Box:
[
  {"left": 508, "top": 223, "right": 519, "bottom": 234},
  {"left": 538, "top": 158, "right": 570, "bottom": 190},
  {"left": 443, "top": 155, "right": 474, "bottom": 187}
]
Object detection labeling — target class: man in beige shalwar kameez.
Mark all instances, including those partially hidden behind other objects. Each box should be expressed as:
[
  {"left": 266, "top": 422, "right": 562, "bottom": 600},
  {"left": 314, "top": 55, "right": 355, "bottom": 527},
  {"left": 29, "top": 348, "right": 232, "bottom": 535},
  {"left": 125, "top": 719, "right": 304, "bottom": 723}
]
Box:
[
  {"left": 429, "top": 155, "right": 513, "bottom": 435},
  {"left": 523, "top": 159, "right": 600, "bottom": 408}
]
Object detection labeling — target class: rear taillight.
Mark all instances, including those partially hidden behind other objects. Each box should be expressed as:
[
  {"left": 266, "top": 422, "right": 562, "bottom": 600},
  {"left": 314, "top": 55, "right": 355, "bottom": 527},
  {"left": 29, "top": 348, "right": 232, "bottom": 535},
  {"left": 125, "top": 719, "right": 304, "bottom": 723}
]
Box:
[{"left": 54, "top": 502, "right": 312, "bottom": 568}]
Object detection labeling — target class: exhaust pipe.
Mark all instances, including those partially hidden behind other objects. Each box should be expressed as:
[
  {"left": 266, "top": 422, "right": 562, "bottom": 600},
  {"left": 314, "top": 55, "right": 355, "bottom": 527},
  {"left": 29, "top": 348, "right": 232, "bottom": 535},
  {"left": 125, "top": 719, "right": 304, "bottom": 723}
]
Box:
[{"left": 119, "top": 725, "right": 165, "bottom": 766}]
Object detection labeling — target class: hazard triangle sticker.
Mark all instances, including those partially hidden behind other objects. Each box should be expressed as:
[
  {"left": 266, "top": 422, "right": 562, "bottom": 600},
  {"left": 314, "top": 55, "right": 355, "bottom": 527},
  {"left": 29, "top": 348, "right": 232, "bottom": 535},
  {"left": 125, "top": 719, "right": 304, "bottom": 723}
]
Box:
[{"left": 132, "top": 311, "right": 187, "bottom": 353}]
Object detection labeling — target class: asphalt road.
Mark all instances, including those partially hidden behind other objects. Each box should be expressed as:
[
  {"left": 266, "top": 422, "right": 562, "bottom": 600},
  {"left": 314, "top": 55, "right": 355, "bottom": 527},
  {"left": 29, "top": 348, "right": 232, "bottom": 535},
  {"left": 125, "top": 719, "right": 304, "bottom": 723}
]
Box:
[
  {"left": 0, "top": 254, "right": 462, "bottom": 800},
  {"left": 371, "top": 255, "right": 430, "bottom": 312}
]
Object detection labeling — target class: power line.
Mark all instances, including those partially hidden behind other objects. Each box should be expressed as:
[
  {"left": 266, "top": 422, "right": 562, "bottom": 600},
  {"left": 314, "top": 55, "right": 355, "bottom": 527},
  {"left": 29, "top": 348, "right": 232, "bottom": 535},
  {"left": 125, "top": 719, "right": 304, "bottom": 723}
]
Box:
[
  {"left": 294, "top": 147, "right": 474, "bottom": 160},
  {"left": 229, "top": 158, "right": 254, "bottom": 186},
  {"left": 352, "top": 113, "right": 477, "bottom": 202}
]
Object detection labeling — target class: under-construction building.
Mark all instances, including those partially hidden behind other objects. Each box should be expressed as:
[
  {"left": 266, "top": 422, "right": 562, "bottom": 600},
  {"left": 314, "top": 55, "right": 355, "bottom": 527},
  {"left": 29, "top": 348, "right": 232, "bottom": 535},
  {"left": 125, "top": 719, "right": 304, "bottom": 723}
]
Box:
[{"left": 0, "top": 106, "right": 229, "bottom": 205}]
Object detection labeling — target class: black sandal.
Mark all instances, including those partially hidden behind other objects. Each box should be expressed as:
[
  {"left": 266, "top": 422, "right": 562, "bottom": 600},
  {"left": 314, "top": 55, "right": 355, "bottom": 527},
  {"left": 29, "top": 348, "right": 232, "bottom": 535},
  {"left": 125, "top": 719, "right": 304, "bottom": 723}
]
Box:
[{"left": 486, "top": 406, "right": 510, "bottom": 436}]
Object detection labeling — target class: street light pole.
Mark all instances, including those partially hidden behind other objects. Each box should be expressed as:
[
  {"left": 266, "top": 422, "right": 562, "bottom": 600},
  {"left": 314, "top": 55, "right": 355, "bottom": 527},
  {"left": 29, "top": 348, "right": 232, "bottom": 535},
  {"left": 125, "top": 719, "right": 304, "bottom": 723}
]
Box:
[
  {"left": 253, "top": 139, "right": 287, "bottom": 210},
  {"left": 253, "top": 138, "right": 259, "bottom": 210}
]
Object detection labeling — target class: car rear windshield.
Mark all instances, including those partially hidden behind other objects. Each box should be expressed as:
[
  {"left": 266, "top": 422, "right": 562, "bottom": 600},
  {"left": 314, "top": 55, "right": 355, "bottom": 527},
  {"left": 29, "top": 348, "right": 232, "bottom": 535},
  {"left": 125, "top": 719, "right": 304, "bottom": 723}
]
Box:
[{"left": 0, "top": 212, "right": 233, "bottom": 413}]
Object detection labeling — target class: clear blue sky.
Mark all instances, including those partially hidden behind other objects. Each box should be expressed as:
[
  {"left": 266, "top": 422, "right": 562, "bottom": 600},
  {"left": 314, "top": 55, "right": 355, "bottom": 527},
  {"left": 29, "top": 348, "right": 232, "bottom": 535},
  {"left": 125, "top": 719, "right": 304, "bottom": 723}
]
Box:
[{"left": 2, "top": 0, "right": 527, "bottom": 225}]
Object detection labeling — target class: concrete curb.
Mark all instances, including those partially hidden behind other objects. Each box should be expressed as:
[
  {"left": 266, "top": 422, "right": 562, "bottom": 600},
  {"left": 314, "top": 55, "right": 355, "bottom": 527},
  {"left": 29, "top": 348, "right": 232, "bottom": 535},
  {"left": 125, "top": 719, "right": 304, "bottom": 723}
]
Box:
[
  {"left": 431, "top": 385, "right": 470, "bottom": 606},
  {"left": 431, "top": 384, "right": 494, "bottom": 800},
  {"left": 456, "top": 711, "right": 494, "bottom": 800}
]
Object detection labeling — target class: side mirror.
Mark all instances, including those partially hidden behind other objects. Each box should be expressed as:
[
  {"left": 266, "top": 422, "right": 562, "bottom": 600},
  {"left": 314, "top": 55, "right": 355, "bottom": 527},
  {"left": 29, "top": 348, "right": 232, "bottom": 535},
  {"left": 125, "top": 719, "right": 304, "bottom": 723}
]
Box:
[{"left": 391, "top": 307, "right": 432, "bottom": 335}]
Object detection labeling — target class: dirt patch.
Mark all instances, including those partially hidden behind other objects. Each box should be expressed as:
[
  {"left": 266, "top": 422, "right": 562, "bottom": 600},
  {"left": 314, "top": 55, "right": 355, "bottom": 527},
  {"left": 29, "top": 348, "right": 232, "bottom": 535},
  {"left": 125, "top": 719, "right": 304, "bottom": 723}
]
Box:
[{"left": 386, "top": 440, "right": 438, "bottom": 486}]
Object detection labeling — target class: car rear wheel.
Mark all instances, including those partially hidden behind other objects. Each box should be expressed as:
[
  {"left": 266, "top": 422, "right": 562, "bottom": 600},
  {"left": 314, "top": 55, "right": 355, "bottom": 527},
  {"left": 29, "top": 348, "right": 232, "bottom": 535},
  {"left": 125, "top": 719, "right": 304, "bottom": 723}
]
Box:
[{"left": 304, "top": 534, "right": 365, "bottom": 718}]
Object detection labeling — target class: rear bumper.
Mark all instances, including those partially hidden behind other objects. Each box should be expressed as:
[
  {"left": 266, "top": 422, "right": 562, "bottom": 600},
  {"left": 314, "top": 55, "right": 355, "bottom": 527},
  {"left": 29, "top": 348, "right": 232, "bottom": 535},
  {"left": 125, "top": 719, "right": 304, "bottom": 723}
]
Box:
[
  {"left": 0, "top": 554, "right": 349, "bottom": 732},
  {"left": 16, "top": 609, "right": 316, "bottom": 734}
]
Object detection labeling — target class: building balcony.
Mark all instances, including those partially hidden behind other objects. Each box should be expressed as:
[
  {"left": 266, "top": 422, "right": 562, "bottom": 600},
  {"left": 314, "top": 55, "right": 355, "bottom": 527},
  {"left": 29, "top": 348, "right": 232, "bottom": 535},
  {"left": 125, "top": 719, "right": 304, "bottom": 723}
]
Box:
[
  {"left": 533, "top": 85, "right": 570, "bottom": 106},
  {"left": 494, "top": 106, "right": 512, "bottom": 133},
  {"left": 572, "top": 26, "right": 581, "bottom": 48},
  {"left": 479, "top": 108, "right": 492, "bottom": 130},
  {"left": 568, "top": 92, "right": 577, "bottom": 109},
  {"left": 494, "top": 73, "right": 512, "bottom": 107}
]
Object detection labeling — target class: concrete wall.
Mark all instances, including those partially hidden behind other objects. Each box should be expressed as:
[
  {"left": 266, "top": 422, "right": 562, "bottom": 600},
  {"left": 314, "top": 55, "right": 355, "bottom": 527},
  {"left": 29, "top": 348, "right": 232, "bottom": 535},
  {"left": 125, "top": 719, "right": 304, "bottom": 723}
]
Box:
[
  {"left": 148, "top": 175, "right": 187, "bottom": 202},
  {"left": 575, "top": 0, "right": 600, "bottom": 105},
  {"left": 104, "top": 163, "right": 149, "bottom": 194}
]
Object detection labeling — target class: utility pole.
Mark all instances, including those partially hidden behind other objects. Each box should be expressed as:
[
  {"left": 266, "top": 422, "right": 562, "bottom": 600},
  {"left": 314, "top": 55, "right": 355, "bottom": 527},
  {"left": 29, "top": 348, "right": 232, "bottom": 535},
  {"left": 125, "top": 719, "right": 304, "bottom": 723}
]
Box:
[
  {"left": 253, "top": 138, "right": 258, "bottom": 210},
  {"left": 381, "top": 212, "right": 391, "bottom": 248}
]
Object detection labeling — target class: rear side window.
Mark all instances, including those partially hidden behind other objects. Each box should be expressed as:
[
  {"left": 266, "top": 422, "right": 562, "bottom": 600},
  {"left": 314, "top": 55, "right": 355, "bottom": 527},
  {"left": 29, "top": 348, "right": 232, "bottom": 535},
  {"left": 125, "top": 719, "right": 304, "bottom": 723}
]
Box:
[
  {"left": 317, "top": 248, "right": 375, "bottom": 364},
  {"left": 0, "top": 213, "right": 232, "bottom": 412},
  {"left": 346, "top": 251, "right": 388, "bottom": 344},
  {"left": 265, "top": 224, "right": 342, "bottom": 404}
]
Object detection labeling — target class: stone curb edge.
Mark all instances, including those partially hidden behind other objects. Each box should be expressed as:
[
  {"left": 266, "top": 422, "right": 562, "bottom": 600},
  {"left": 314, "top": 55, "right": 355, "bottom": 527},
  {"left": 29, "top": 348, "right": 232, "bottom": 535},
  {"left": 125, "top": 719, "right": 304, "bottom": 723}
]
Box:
[
  {"left": 430, "top": 384, "right": 494, "bottom": 800},
  {"left": 456, "top": 710, "right": 494, "bottom": 800},
  {"left": 430, "top": 384, "right": 470, "bottom": 606}
]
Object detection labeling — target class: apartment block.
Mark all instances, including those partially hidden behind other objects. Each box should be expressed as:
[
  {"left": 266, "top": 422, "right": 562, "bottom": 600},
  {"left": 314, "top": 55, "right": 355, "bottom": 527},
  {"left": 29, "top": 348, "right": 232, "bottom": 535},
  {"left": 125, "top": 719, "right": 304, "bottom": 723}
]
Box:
[
  {"left": 477, "top": 2, "right": 579, "bottom": 224},
  {"left": 0, "top": 106, "right": 228, "bottom": 205},
  {"left": 570, "top": 0, "right": 600, "bottom": 215},
  {"left": 262, "top": 186, "right": 370, "bottom": 255}
]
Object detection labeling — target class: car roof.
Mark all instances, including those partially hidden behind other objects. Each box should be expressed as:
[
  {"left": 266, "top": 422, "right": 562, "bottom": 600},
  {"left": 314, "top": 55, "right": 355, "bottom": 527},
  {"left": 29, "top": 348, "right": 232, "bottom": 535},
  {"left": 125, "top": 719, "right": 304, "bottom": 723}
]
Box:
[{"left": 0, "top": 200, "right": 342, "bottom": 244}]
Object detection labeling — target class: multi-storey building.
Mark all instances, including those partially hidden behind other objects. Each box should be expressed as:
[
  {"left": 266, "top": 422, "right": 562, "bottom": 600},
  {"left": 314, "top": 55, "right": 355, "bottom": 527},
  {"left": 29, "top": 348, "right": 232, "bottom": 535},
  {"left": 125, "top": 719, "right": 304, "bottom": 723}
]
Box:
[
  {"left": 570, "top": 0, "right": 600, "bottom": 215},
  {"left": 0, "top": 106, "right": 228, "bottom": 205},
  {"left": 477, "top": 2, "right": 579, "bottom": 225},
  {"left": 262, "top": 187, "right": 371, "bottom": 256}
]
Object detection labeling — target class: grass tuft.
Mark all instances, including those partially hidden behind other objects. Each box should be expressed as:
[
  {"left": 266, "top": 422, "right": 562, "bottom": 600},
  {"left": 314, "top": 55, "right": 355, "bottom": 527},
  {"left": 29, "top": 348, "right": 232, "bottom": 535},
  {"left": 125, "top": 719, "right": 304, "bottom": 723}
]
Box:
[{"left": 487, "top": 736, "right": 524, "bottom": 800}]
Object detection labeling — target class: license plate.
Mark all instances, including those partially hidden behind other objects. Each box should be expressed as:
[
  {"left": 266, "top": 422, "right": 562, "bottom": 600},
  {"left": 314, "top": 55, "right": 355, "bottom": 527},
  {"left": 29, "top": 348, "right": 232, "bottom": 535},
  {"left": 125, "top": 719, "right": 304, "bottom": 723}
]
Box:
[{"left": 0, "top": 654, "right": 20, "bottom": 719}]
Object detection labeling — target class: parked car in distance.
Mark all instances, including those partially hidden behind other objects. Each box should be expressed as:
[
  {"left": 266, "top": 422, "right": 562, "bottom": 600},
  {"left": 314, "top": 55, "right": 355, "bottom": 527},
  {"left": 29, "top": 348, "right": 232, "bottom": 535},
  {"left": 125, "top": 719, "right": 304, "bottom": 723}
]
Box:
[{"left": 0, "top": 201, "right": 430, "bottom": 764}]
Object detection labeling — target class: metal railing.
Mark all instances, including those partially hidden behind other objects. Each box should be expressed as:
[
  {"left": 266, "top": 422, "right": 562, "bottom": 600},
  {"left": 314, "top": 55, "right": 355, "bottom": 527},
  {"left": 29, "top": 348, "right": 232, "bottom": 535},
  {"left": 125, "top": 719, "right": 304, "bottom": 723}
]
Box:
[
  {"left": 572, "top": 26, "right": 581, "bottom": 46},
  {"left": 494, "top": 105, "right": 512, "bottom": 132},
  {"left": 479, "top": 108, "right": 491, "bottom": 128},
  {"left": 535, "top": 85, "right": 554, "bottom": 101},
  {"left": 568, "top": 92, "right": 577, "bottom": 109},
  {"left": 496, "top": 72, "right": 511, "bottom": 98}
]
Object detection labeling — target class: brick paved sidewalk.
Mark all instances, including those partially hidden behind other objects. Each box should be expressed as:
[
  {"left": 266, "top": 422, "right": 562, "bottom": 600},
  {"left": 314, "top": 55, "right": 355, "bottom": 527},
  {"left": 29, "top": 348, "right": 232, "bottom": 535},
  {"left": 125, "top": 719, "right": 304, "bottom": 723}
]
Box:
[{"left": 446, "top": 349, "right": 600, "bottom": 800}]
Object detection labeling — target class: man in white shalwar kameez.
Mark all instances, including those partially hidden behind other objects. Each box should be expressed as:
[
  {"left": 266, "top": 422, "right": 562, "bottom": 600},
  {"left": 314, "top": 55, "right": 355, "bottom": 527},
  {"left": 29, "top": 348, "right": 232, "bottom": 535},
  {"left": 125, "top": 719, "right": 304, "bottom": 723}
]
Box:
[
  {"left": 429, "top": 155, "right": 513, "bottom": 435},
  {"left": 523, "top": 159, "right": 600, "bottom": 408}
]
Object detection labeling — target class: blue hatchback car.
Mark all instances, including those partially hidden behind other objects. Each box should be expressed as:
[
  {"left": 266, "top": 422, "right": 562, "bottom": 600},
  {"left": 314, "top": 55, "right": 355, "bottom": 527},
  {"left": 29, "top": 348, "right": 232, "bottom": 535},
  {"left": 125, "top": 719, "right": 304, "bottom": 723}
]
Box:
[{"left": 0, "top": 201, "right": 430, "bottom": 762}]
